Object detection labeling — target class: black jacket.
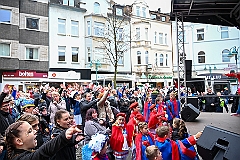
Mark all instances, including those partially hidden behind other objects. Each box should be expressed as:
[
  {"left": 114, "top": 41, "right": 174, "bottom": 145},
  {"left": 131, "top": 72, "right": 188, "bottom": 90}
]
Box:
[
  {"left": 11, "top": 131, "right": 73, "bottom": 160},
  {"left": 80, "top": 99, "right": 98, "bottom": 125},
  {"left": 50, "top": 127, "right": 77, "bottom": 160}
]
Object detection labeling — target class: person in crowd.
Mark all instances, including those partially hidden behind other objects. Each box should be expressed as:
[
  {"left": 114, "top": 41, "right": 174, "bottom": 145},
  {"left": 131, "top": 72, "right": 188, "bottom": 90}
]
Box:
[
  {"left": 155, "top": 126, "right": 202, "bottom": 160},
  {"left": 41, "top": 89, "right": 53, "bottom": 109},
  {"left": 48, "top": 92, "right": 66, "bottom": 125},
  {"left": 135, "top": 122, "right": 155, "bottom": 160},
  {"left": 130, "top": 90, "right": 144, "bottom": 113},
  {"left": 166, "top": 92, "right": 181, "bottom": 124},
  {"left": 5, "top": 120, "right": 83, "bottom": 160},
  {"left": 119, "top": 93, "right": 130, "bottom": 115},
  {"left": 155, "top": 96, "right": 166, "bottom": 115},
  {"left": 16, "top": 113, "right": 44, "bottom": 148},
  {"left": 148, "top": 105, "right": 167, "bottom": 136},
  {"left": 38, "top": 105, "right": 50, "bottom": 142},
  {"left": 72, "top": 93, "right": 82, "bottom": 129},
  {"left": 204, "top": 88, "right": 219, "bottom": 112},
  {"left": 51, "top": 110, "right": 81, "bottom": 160},
  {"left": 110, "top": 113, "right": 129, "bottom": 160},
  {"left": 129, "top": 102, "right": 141, "bottom": 120},
  {"left": 145, "top": 145, "right": 162, "bottom": 160},
  {"left": 144, "top": 96, "right": 153, "bottom": 122},
  {"left": 97, "top": 88, "right": 114, "bottom": 126},
  {"left": 80, "top": 92, "right": 99, "bottom": 130},
  {"left": 82, "top": 108, "right": 110, "bottom": 160},
  {"left": 171, "top": 118, "right": 189, "bottom": 141},
  {"left": 89, "top": 133, "right": 109, "bottom": 160},
  {"left": 230, "top": 91, "right": 240, "bottom": 116},
  {"left": 216, "top": 92, "right": 228, "bottom": 113},
  {"left": 0, "top": 84, "right": 14, "bottom": 160},
  {"left": 21, "top": 98, "right": 36, "bottom": 114}
]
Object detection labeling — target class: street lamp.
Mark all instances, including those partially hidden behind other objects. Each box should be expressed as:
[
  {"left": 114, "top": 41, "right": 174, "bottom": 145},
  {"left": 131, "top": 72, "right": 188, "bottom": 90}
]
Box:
[
  {"left": 90, "top": 60, "right": 101, "bottom": 86},
  {"left": 204, "top": 64, "right": 217, "bottom": 90},
  {"left": 228, "top": 46, "right": 239, "bottom": 91}
]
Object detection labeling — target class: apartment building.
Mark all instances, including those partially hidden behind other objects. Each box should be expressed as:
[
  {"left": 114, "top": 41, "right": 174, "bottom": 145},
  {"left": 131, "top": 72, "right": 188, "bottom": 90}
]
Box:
[{"left": 0, "top": 0, "right": 49, "bottom": 91}]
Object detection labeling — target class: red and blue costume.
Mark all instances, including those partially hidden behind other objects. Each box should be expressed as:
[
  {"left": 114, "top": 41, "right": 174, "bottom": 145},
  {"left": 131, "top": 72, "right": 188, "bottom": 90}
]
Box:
[
  {"left": 135, "top": 132, "right": 155, "bottom": 160},
  {"left": 166, "top": 99, "right": 181, "bottom": 122},
  {"left": 144, "top": 101, "right": 152, "bottom": 122},
  {"left": 155, "top": 135, "right": 198, "bottom": 160}
]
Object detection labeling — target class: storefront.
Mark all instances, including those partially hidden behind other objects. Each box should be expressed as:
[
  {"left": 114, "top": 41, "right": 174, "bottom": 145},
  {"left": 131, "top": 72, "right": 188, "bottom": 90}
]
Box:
[
  {"left": 137, "top": 74, "right": 173, "bottom": 88},
  {"left": 1, "top": 70, "right": 48, "bottom": 91}
]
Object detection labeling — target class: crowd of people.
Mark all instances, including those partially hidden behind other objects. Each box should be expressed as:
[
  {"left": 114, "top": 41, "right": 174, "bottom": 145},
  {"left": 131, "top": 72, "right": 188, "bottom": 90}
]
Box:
[{"left": 0, "top": 82, "right": 207, "bottom": 160}]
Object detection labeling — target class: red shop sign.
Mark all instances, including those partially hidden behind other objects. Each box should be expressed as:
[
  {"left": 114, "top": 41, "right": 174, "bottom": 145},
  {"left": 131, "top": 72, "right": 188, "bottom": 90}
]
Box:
[{"left": 3, "top": 70, "right": 48, "bottom": 78}]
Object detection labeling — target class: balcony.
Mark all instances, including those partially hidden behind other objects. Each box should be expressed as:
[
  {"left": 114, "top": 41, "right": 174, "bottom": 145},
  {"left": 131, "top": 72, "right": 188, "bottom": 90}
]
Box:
[{"left": 132, "top": 40, "right": 151, "bottom": 48}]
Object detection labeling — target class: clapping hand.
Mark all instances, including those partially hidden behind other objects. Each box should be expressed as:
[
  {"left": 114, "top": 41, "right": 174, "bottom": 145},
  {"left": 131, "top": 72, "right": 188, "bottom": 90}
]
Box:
[{"left": 3, "top": 84, "right": 9, "bottom": 94}]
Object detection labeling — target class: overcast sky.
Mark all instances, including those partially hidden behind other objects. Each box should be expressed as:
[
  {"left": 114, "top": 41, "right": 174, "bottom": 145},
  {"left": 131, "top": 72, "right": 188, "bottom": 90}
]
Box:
[{"left": 114, "top": 0, "right": 171, "bottom": 13}]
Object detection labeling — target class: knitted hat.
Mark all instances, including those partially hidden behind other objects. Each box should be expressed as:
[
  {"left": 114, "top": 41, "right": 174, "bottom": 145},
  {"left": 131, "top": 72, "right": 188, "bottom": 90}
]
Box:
[
  {"left": 88, "top": 133, "right": 108, "bottom": 153},
  {"left": 21, "top": 99, "right": 35, "bottom": 110},
  {"left": 129, "top": 102, "right": 138, "bottom": 109}
]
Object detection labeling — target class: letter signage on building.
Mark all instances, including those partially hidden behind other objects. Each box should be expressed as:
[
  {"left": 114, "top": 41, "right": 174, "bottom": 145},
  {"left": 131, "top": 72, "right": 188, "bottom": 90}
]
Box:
[{"left": 3, "top": 70, "right": 48, "bottom": 78}]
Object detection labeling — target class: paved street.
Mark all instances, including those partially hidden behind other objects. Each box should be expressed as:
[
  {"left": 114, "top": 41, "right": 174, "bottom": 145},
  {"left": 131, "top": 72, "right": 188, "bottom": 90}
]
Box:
[{"left": 185, "top": 112, "right": 240, "bottom": 135}]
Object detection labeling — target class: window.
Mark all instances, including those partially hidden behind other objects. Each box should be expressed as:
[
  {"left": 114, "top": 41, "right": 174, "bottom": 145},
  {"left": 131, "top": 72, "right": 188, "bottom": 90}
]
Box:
[
  {"left": 154, "top": 32, "right": 157, "bottom": 44},
  {"left": 222, "top": 49, "right": 230, "bottom": 62},
  {"left": 87, "top": 21, "right": 91, "bottom": 36},
  {"left": 155, "top": 53, "right": 158, "bottom": 66},
  {"left": 151, "top": 14, "right": 156, "bottom": 19},
  {"left": 69, "top": 0, "right": 74, "bottom": 6},
  {"left": 136, "top": 28, "right": 140, "bottom": 40},
  {"left": 137, "top": 51, "right": 141, "bottom": 64},
  {"left": 94, "top": 22, "right": 104, "bottom": 37},
  {"left": 159, "top": 54, "right": 163, "bottom": 66},
  {"left": 166, "top": 54, "right": 168, "bottom": 66},
  {"left": 145, "top": 51, "right": 148, "bottom": 64},
  {"left": 63, "top": 0, "right": 68, "bottom": 5},
  {"left": 161, "top": 16, "right": 166, "bottom": 22},
  {"left": 58, "top": 19, "right": 66, "bottom": 35},
  {"left": 136, "top": 6, "right": 140, "bottom": 16},
  {"left": 116, "top": 8, "right": 123, "bottom": 16},
  {"left": 87, "top": 47, "right": 91, "bottom": 62},
  {"left": 165, "top": 33, "right": 167, "bottom": 44},
  {"left": 197, "top": 29, "right": 204, "bottom": 41},
  {"left": 71, "top": 20, "right": 78, "bottom": 37},
  {"left": 26, "top": 48, "right": 38, "bottom": 60},
  {"left": 26, "top": 18, "right": 39, "bottom": 30},
  {"left": 221, "top": 27, "right": 229, "bottom": 39},
  {"left": 142, "top": 7, "right": 146, "bottom": 17},
  {"left": 0, "top": 43, "right": 10, "bottom": 56},
  {"left": 159, "top": 33, "right": 163, "bottom": 44},
  {"left": 94, "top": 48, "right": 104, "bottom": 62},
  {"left": 72, "top": 47, "right": 79, "bottom": 62},
  {"left": 0, "top": 9, "right": 11, "bottom": 23},
  {"left": 198, "top": 51, "right": 205, "bottom": 63},
  {"left": 94, "top": 2, "right": 100, "bottom": 14},
  {"left": 117, "top": 28, "right": 123, "bottom": 40},
  {"left": 58, "top": 46, "right": 66, "bottom": 62},
  {"left": 145, "top": 28, "right": 148, "bottom": 40},
  {"left": 118, "top": 55, "right": 124, "bottom": 65}
]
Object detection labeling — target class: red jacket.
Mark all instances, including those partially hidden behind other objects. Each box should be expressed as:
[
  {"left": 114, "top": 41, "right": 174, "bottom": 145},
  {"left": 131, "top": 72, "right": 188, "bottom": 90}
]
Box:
[{"left": 110, "top": 125, "right": 126, "bottom": 152}]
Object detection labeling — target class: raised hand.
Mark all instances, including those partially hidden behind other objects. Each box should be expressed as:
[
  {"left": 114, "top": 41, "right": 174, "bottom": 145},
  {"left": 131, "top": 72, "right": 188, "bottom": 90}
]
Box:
[
  {"left": 3, "top": 84, "right": 9, "bottom": 94},
  {"left": 65, "top": 125, "right": 82, "bottom": 139}
]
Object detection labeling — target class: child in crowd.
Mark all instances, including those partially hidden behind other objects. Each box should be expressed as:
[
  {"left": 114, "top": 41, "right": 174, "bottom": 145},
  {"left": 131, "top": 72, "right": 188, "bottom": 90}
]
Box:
[
  {"left": 5, "top": 121, "right": 83, "bottom": 160},
  {"left": 89, "top": 133, "right": 109, "bottom": 160},
  {"left": 129, "top": 102, "right": 141, "bottom": 120},
  {"left": 110, "top": 113, "right": 129, "bottom": 160},
  {"left": 145, "top": 145, "right": 162, "bottom": 160},
  {"left": 155, "top": 126, "right": 202, "bottom": 160},
  {"left": 135, "top": 122, "right": 154, "bottom": 160},
  {"left": 172, "top": 118, "right": 189, "bottom": 141}
]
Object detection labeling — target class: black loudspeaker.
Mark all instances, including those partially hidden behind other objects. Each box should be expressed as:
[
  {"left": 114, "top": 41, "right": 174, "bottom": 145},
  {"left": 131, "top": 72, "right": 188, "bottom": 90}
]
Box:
[
  {"left": 186, "top": 97, "right": 199, "bottom": 109},
  {"left": 181, "top": 103, "right": 200, "bottom": 121},
  {"left": 185, "top": 60, "right": 192, "bottom": 81},
  {"left": 197, "top": 125, "right": 240, "bottom": 160}
]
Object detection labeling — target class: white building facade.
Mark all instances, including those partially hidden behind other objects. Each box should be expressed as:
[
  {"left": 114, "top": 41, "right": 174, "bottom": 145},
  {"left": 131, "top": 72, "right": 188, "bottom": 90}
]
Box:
[
  {"left": 172, "top": 22, "right": 240, "bottom": 93},
  {"left": 131, "top": 0, "right": 173, "bottom": 88}
]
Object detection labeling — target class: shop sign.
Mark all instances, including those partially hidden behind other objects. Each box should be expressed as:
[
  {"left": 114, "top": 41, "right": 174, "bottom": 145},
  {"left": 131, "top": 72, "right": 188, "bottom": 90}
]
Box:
[
  {"left": 48, "top": 71, "right": 81, "bottom": 79},
  {"left": 198, "top": 73, "right": 228, "bottom": 80},
  {"left": 147, "top": 74, "right": 172, "bottom": 79},
  {"left": 3, "top": 70, "right": 48, "bottom": 78}
]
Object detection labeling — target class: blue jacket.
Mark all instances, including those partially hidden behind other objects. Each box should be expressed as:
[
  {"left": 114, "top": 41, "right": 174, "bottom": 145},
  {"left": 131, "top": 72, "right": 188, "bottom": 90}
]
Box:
[{"left": 72, "top": 100, "right": 81, "bottom": 115}]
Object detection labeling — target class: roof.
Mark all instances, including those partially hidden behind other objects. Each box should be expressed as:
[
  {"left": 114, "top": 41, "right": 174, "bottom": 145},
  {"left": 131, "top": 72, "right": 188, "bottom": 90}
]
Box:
[{"left": 170, "top": 0, "right": 240, "bottom": 29}]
